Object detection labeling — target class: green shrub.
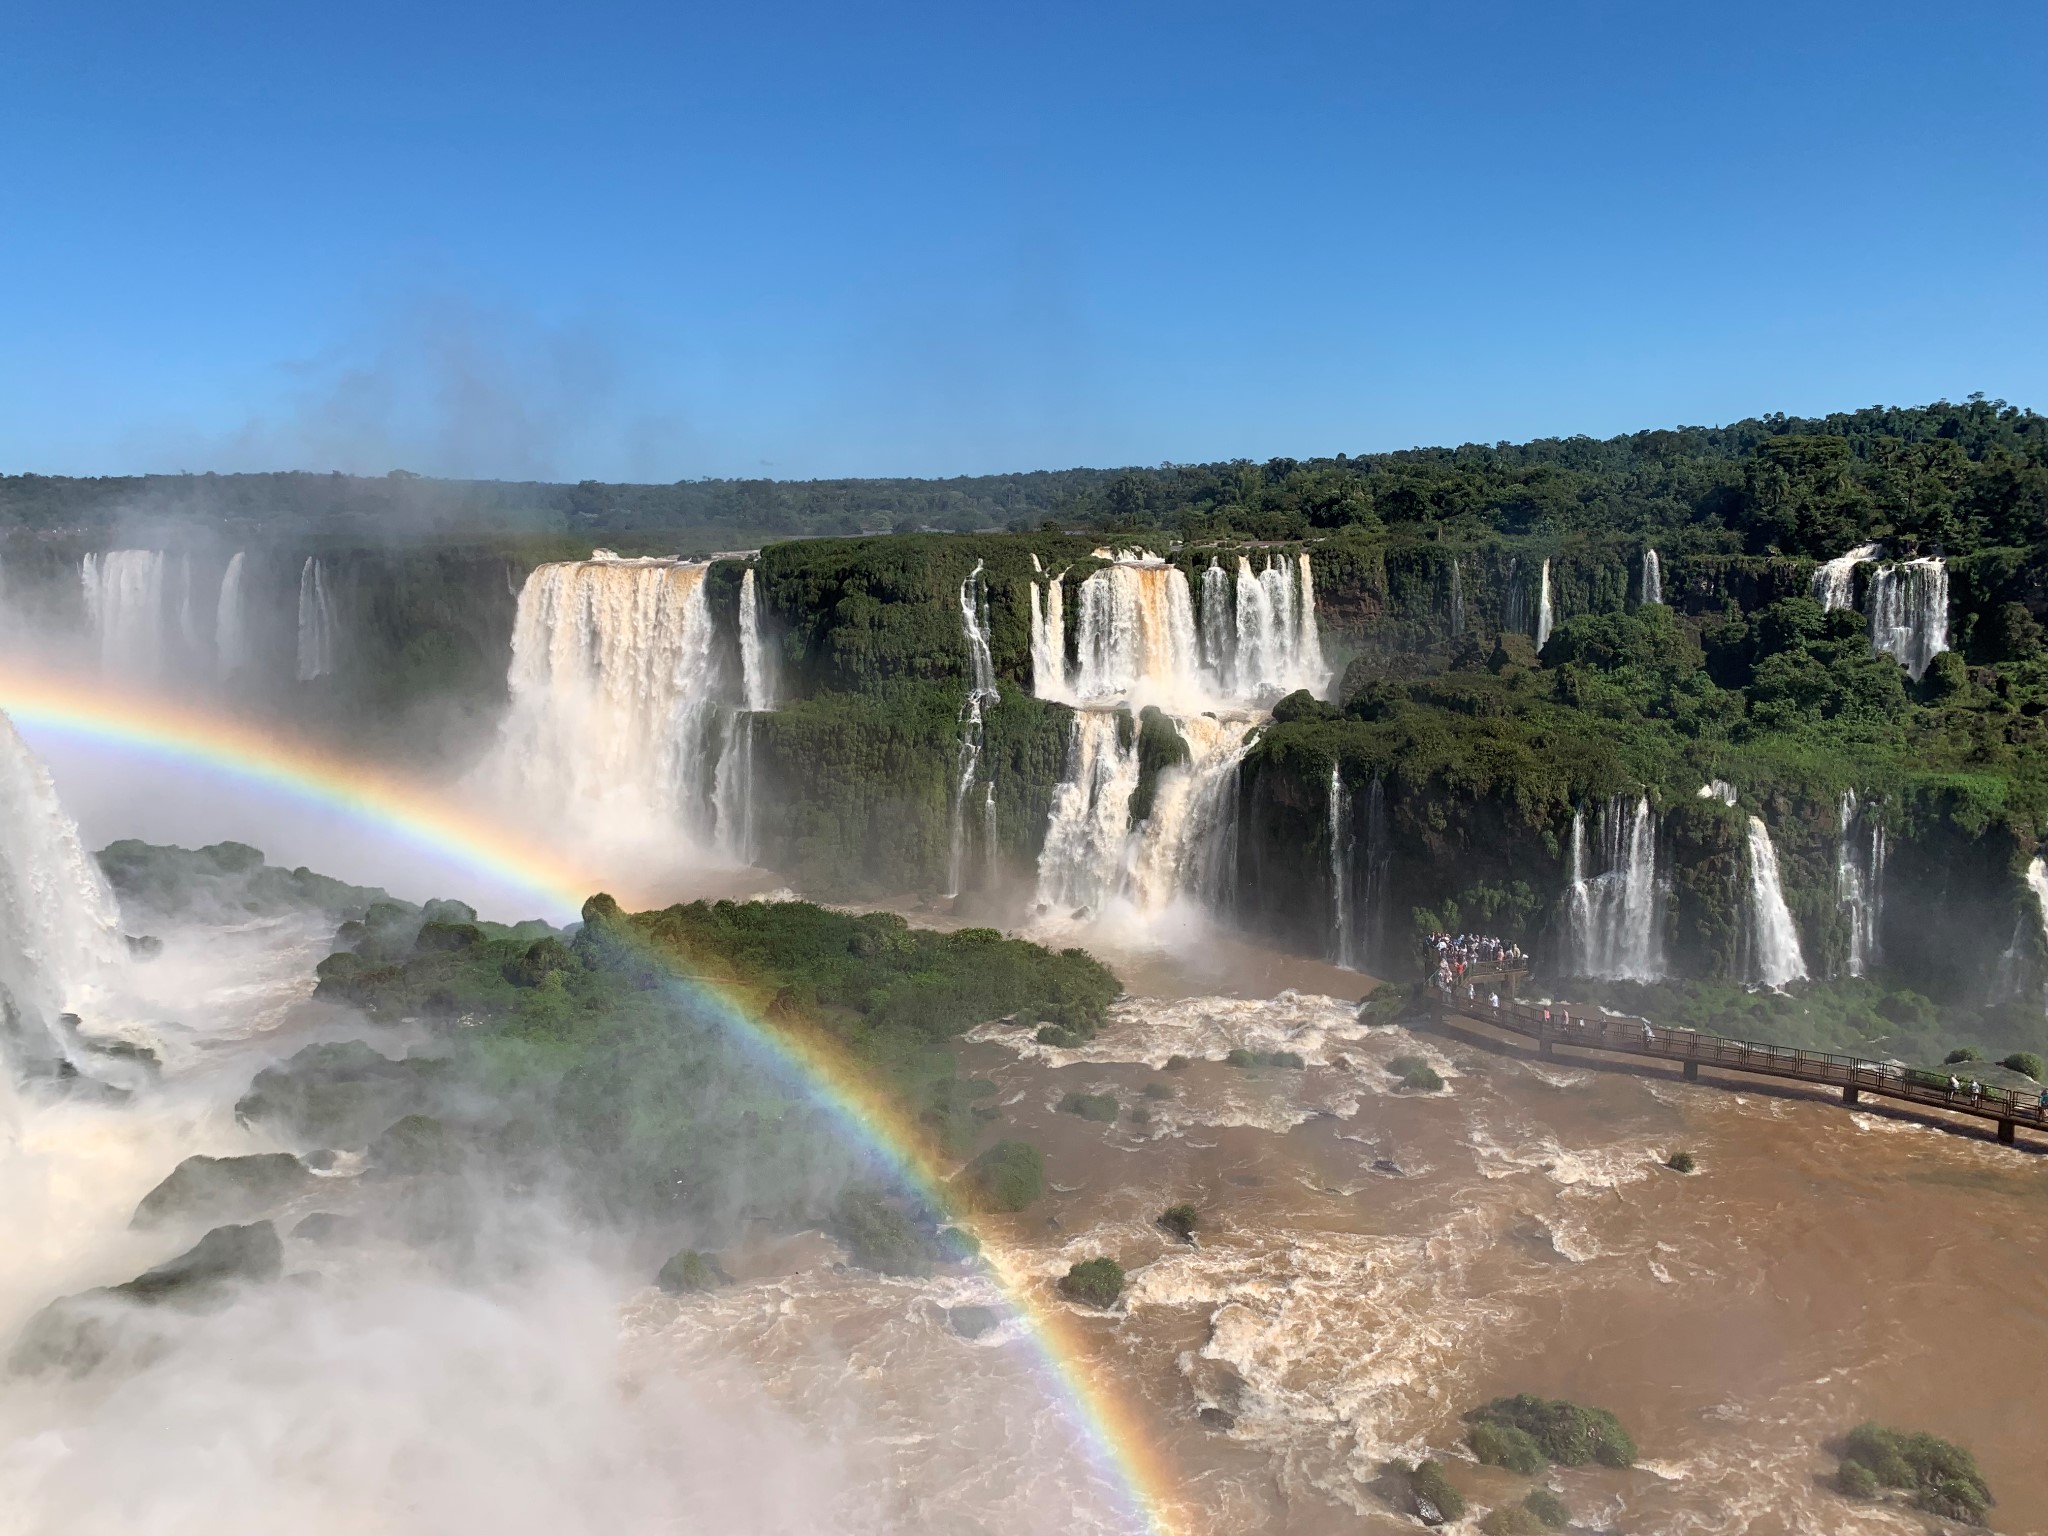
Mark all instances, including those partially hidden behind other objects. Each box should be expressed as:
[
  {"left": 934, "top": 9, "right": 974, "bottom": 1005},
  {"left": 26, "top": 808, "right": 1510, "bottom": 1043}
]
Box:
[
  {"left": 1058, "top": 1257, "right": 1125, "bottom": 1309},
  {"left": 1839, "top": 1423, "right": 1991, "bottom": 1522},
  {"left": 1405, "top": 1459, "right": 1465, "bottom": 1521},
  {"left": 1142, "top": 1080, "right": 1177, "bottom": 1100},
  {"left": 1389, "top": 1054, "right": 1446, "bottom": 1092},
  {"left": 1478, "top": 1506, "right": 1545, "bottom": 1536},
  {"left": 1467, "top": 1394, "right": 1635, "bottom": 1468},
  {"left": 1837, "top": 1460, "right": 1880, "bottom": 1498},
  {"left": 2001, "top": 1051, "right": 2045, "bottom": 1081},
  {"left": 1158, "top": 1203, "right": 1199, "bottom": 1243},
  {"left": 1665, "top": 1150, "right": 1697, "bottom": 1173},
  {"left": 1164, "top": 1054, "right": 1191, "bottom": 1070},
  {"left": 1944, "top": 1047, "right": 1984, "bottom": 1065},
  {"left": 964, "top": 1140, "right": 1044, "bottom": 1212},
  {"left": 1468, "top": 1420, "right": 1546, "bottom": 1475},
  {"left": 1059, "top": 1091, "right": 1119, "bottom": 1122},
  {"left": 1225, "top": 1048, "right": 1307, "bottom": 1069},
  {"left": 1522, "top": 1487, "right": 1569, "bottom": 1529},
  {"left": 655, "top": 1248, "right": 728, "bottom": 1294}
]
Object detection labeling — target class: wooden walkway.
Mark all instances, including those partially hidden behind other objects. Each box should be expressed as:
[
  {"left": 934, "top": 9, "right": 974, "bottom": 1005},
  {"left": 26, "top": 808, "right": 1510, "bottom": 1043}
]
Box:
[{"left": 1432, "top": 982, "right": 2048, "bottom": 1146}]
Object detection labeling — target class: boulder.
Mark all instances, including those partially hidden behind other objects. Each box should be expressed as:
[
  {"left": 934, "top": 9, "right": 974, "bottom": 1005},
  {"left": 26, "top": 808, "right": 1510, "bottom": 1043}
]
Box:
[{"left": 131, "top": 1153, "right": 310, "bottom": 1228}]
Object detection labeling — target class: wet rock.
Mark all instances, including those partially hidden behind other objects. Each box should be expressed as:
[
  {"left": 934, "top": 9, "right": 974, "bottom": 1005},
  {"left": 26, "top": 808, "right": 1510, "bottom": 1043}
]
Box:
[
  {"left": 124, "top": 934, "right": 163, "bottom": 959},
  {"left": 943, "top": 1305, "right": 1002, "bottom": 1339},
  {"left": 300, "top": 1148, "right": 340, "bottom": 1171},
  {"left": 365, "top": 1115, "right": 461, "bottom": 1177},
  {"left": 291, "top": 1211, "right": 360, "bottom": 1246},
  {"left": 655, "top": 1248, "right": 730, "bottom": 1295},
  {"left": 1372, "top": 1157, "right": 1406, "bottom": 1176},
  {"left": 1197, "top": 1406, "right": 1237, "bottom": 1430},
  {"left": 10, "top": 1221, "right": 283, "bottom": 1376},
  {"left": 131, "top": 1153, "right": 311, "bottom": 1228}
]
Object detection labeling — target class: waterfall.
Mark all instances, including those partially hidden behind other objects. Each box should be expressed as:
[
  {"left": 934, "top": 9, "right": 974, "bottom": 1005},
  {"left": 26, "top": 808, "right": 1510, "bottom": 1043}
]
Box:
[
  {"left": 947, "top": 561, "right": 1000, "bottom": 897},
  {"left": 490, "top": 552, "right": 723, "bottom": 845},
  {"left": 176, "top": 554, "right": 206, "bottom": 652},
  {"left": 1034, "top": 711, "right": 1250, "bottom": 920},
  {"left": 1534, "top": 558, "right": 1554, "bottom": 650},
  {"left": 1745, "top": 816, "right": 1808, "bottom": 988},
  {"left": 1447, "top": 560, "right": 1465, "bottom": 639},
  {"left": 737, "top": 567, "right": 776, "bottom": 712},
  {"left": 0, "top": 710, "right": 126, "bottom": 1085},
  {"left": 213, "top": 552, "right": 248, "bottom": 681},
  {"left": 296, "top": 557, "right": 338, "bottom": 680},
  {"left": 1046, "top": 550, "right": 1323, "bottom": 711},
  {"left": 1328, "top": 765, "right": 1354, "bottom": 968},
  {"left": 1640, "top": 548, "right": 1662, "bottom": 606},
  {"left": 1566, "top": 795, "right": 1665, "bottom": 980},
  {"left": 1199, "top": 560, "right": 1234, "bottom": 693},
  {"left": 1866, "top": 557, "right": 1949, "bottom": 681},
  {"left": 1029, "top": 571, "right": 1068, "bottom": 701},
  {"left": 81, "top": 550, "right": 166, "bottom": 679},
  {"left": 1811, "top": 542, "right": 1884, "bottom": 612},
  {"left": 1836, "top": 790, "right": 1884, "bottom": 977}
]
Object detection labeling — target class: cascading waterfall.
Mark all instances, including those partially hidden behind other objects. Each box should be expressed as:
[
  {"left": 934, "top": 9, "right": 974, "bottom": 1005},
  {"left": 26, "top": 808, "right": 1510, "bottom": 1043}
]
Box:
[
  {"left": 946, "top": 561, "right": 1000, "bottom": 897},
  {"left": 176, "top": 554, "right": 205, "bottom": 652},
  {"left": 296, "top": 556, "right": 338, "bottom": 680},
  {"left": 1199, "top": 561, "right": 1234, "bottom": 688},
  {"left": 1745, "top": 816, "right": 1808, "bottom": 988},
  {"left": 1640, "top": 548, "right": 1662, "bottom": 606},
  {"left": 1866, "top": 557, "right": 1949, "bottom": 681},
  {"left": 1811, "top": 542, "right": 1884, "bottom": 612},
  {"left": 213, "top": 552, "right": 248, "bottom": 681},
  {"left": 1328, "top": 765, "right": 1354, "bottom": 968},
  {"left": 1032, "top": 549, "right": 1326, "bottom": 710},
  {"left": 1565, "top": 795, "right": 1666, "bottom": 980},
  {"left": 1836, "top": 790, "right": 1884, "bottom": 977},
  {"left": 1447, "top": 559, "right": 1465, "bottom": 638},
  {"left": 1533, "top": 558, "right": 1554, "bottom": 650},
  {"left": 1035, "top": 711, "right": 1251, "bottom": 920},
  {"left": 708, "top": 567, "right": 777, "bottom": 862},
  {"left": 0, "top": 710, "right": 126, "bottom": 1086},
  {"left": 81, "top": 550, "right": 167, "bottom": 679},
  {"left": 490, "top": 552, "right": 724, "bottom": 847}
]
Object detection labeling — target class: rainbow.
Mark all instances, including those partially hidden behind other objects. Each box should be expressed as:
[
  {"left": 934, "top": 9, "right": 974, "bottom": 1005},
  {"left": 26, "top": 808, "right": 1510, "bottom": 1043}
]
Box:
[{"left": 0, "top": 664, "right": 1182, "bottom": 1536}]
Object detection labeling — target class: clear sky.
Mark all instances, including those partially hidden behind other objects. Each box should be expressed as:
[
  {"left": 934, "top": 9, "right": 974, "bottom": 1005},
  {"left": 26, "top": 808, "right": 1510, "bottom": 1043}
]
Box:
[{"left": 4, "top": 0, "right": 2043, "bottom": 481}]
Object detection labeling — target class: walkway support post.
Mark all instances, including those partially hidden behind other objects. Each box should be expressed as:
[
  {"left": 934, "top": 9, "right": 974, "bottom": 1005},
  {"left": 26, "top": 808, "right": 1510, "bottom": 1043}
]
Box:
[
  {"left": 1683, "top": 1060, "right": 1698, "bottom": 1082},
  {"left": 1843, "top": 1085, "right": 1860, "bottom": 1106},
  {"left": 2000, "top": 1119, "right": 2016, "bottom": 1146}
]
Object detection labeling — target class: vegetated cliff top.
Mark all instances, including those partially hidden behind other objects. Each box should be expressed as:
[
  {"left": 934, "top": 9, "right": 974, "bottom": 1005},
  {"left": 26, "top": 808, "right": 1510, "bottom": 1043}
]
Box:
[{"left": 5, "top": 397, "right": 2042, "bottom": 558}]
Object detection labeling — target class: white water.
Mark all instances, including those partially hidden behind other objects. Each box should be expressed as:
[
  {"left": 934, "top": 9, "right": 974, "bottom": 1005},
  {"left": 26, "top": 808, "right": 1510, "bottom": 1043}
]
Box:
[
  {"left": 489, "top": 552, "right": 726, "bottom": 854},
  {"left": 1565, "top": 795, "right": 1665, "bottom": 981},
  {"left": 1640, "top": 548, "right": 1662, "bottom": 606},
  {"left": 0, "top": 712, "right": 127, "bottom": 1090},
  {"left": 1811, "top": 542, "right": 1884, "bottom": 612},
  {"left": 1032, "top": 550, "right": 1325, "bottom": 712},
  {"left": 1836, "top": 790, "right": 1884, "bottom": 978},
  {"left": 1866, "top": 557, "right": 1949, "bottom": 680},
  {"left": 81, "top": 551, "right": 167, "bottom": 680},
  {"left": 1034, "top": 710, "right": 1251, "bottom": 925},
  {"left": 296, "top": 557, "right": 338, "bottom": 681},
  {"left": 1533, "top": 558, "right": 1553, "bottom": 650},
  {"left": 1327, "top": 766, "right": 1354, "bottom": 970},
  {"left": 947, "top": 562, "right": 1000, "bottom": 897},
  {"left": 1745, "top": 816, "right": 1808, "bottom": 988},
  {"left": 2013, "top": 857, "right": 2048, "bottom": 1010},
  {"left": 1446, "top": 559, "right": 1464, "bottom": 638},
  {"left": 709, "top": 569, "right": 777, "bottom": 863},
  {"left": 213, "top": 552, "right": 248, "bottom": 681}
]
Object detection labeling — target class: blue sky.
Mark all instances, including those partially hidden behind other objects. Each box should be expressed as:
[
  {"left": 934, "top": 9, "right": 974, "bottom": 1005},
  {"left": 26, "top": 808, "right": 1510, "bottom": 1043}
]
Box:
[{"left": 3, "top": 0, "right": 2042, "bottom": 480}]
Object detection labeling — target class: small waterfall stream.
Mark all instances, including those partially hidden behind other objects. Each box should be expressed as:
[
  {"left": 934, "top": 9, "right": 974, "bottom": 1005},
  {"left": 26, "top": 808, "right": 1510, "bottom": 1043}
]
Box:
[
  {"left": 1534, "top": 558, "right": 1554, "bottom": 650},
  {"left": 709, "top": 568, "right": 777, "bottom": 863},
  {"left": 1328, "top": 766, "right": 1354, "bottom": 969},
  {"left": 296, "top": 557, "right": 338, "bottom": 680},
  {"left": 1447, "top": 560, "right": 1465, "bottom": 639},
  {"left": 947, "top": 561, "right": 1000, "bottom": 897},
  {"left": 1811, "top": 542, "right": 1884, "bottom": 611},
  {"left": 214, "top": 552, "right": 248, "bottom": 681},
  {"left": 81, "top": 551, "right": 167, "bottom": 680},
  {"left": 1745, "top": 816, "right": 1808, "bottom": 987},
  {"left": 1836, "top": 790, "right": 1884, "bottom": 977},
  {"left": 1866, "top": 557, "right": 1949, "bottom": 680},
  {"left": 1640, "top": 548, "right": 1662, "bottom": 606},
  {"left": 1566, "top": 795, "right": 1665, "bottom": 980}
]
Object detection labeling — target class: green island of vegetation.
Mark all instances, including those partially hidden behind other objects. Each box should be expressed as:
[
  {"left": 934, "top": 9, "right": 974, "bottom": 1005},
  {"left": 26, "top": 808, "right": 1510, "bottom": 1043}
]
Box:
[
  {"left": 1836, "top": 1422, "right": 1993, "bottom": 1524},
  {"left": 1057, "top": 1257, "right": 1125, "bottom": 1310}
]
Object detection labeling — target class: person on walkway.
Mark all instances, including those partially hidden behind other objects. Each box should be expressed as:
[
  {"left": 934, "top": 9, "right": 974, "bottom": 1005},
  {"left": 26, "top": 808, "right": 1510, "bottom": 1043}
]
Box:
[{"left": 1489, "top": 992, "right": 1499, "bottom": 1010}]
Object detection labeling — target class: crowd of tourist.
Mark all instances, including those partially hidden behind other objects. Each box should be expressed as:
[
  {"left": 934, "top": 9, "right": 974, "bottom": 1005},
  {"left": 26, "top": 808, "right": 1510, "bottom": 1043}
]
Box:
[{"left": 1427, "top": 932, "right": 1526, "bottom": 991}]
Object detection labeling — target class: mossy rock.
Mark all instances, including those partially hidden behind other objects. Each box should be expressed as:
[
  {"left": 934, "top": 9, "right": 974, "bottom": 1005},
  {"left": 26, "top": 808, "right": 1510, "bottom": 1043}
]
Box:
[
  {"left": 1158, "top": 1203, "right": 1199, "bottom": 1243},
  {"left": 1468, "top": 1419, "right": 1545, "bottom": 1474},
  {"left": 1400, "top": 1458, "right": 1465, "bottom": 1523},
  {"left": 963, "top": 1140, "right": 1044, "bottom": 1212},
  {"left": 1389, "top": 1054, "right": 1446, "bottom": 1093},
  {"left": 1059, "top": 1091, "right": 1119, "bottom": 1122},
  {"left": 1466, "top": 1393, "right": 1635, "bottom": 1468},
  {"left": 655, "top": 1248, "right": 730, "bottom": 1294},
  {"left": 366, "top": 1115, "right": 462, "bottom": 1177},
  {"left": 130, "top": 1152, "right": 310, "bottom": 1229},
  {"left": 1838, "top": 1422, "right": 1991, "bottom": 1523},
  {"left": 1058, "top": 1256, "right": 1124, "bottom": 1309}
]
